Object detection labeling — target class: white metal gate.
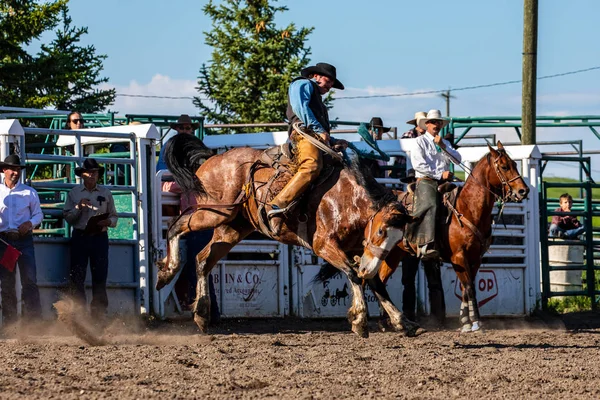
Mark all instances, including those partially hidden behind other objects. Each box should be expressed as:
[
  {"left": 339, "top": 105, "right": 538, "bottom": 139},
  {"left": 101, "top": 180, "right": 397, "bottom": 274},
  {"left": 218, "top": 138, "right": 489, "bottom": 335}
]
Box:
[{"left": 0, "top": 119, "right": 158, "bottom": 321}]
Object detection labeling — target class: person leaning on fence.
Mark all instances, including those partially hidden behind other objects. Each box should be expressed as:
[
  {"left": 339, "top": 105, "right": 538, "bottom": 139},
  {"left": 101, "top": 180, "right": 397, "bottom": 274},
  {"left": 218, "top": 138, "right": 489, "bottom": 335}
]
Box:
[
  {"left": 0, "top": 155, "right": 43, "bottom": 325},
  {"left": 63, "top": 158, "right": 118, "bottom": 322},
  {"left": 266, "top": 62, "right": 348, "bottom": 235},
  {"left": 399, "top": 168, "right": 446, "bottom": 327},
  {"left": 156, "top": 114, "right": 200, "bottom": 171},
  {"left": 364, "top": 117, "right": 392, "bottom": 178},
  {"left": 65, "top": 111, "right": 85, "bottom": 130},
  {"left": 549, "top": 193, "right": 585, "bottom": 239},
  {"left": 389, "top": 111, "right": 428, "bottom": 179}
]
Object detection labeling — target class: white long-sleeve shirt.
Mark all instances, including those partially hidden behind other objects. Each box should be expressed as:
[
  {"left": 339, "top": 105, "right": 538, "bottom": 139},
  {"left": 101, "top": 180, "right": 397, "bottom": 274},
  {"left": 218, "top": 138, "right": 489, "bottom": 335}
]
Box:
[
  {"left": 410, "top": 132, "right": 461, "bottom": 180},
  {"left": 0, "top": 181, "right": 43, "bottom": 232}
]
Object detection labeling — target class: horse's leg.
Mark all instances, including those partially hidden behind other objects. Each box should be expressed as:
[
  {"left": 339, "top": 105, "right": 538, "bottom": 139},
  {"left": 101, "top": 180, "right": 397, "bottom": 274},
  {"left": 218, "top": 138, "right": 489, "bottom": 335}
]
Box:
[
  {"left": 156, "top": 208, "right": 238, "bottom": 290},
  {"left": 314, "top": 241, "right": 369, "bottom": 338},
  {"left": 192, "top": 220, "right": 254, "bottom": 333},
  {"left": 467, "top": 264, "right": 483, "bottom": 332},
  {"left": 453, "top": 258, "right": 482, "bottom": 333},
  {"left": 367, "top": 276, "right": 421, "bottom": 337}
]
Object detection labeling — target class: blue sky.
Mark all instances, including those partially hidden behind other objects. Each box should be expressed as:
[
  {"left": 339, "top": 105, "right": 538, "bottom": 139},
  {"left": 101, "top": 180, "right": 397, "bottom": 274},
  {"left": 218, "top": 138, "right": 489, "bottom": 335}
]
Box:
[{"left": 64, "top": 0, "right": 600, "bottom": 178}]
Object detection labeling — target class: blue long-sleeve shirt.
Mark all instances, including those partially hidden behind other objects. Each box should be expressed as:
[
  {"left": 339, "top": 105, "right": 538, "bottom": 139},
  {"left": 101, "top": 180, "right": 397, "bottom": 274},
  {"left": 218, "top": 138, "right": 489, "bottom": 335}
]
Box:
[{"left": 288, "top": 79, "right": 327, "bottom": 133}]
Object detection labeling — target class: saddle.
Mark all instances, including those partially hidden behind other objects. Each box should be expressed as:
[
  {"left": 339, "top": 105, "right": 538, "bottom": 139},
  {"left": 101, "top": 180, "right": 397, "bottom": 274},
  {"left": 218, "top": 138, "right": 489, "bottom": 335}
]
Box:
[
  {"left": 254, "top": 144, "right": 338, "bottom": 237},
  {"left": 402, "top": 182, "right": 461, "bottom": 257}
]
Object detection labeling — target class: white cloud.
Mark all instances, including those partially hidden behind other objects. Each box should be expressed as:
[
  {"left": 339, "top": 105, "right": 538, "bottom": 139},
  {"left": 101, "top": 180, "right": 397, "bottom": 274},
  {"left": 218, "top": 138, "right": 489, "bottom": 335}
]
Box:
[{"left": 100, "top": 74, "right": 199, "bottom": 116}]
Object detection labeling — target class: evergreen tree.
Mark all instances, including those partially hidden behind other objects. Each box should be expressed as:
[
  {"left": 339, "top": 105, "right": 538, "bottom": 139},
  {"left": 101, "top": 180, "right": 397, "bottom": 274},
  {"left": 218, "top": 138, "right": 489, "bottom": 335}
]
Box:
[
  {"left": 194, "top": 0, "right": 314, "bottom": 128},
  {"left": 0, "top": 0, "right": 115, "bottom": 113}
]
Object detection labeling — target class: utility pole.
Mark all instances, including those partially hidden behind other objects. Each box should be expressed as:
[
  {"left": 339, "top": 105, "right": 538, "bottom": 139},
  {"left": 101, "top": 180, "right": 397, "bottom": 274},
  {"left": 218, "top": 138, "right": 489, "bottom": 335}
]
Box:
[
  {"left": 522, "top": 0, "right": 538, "bottom": 145},
  {"left": 440, "top": 89, "right": 455, "bottom": 117}
]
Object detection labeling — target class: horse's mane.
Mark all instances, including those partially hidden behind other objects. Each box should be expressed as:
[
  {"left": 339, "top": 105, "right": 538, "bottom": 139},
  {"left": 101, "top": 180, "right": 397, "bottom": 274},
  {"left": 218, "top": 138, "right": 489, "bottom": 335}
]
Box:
[
  {"left": 346, "top": 158, "right": 408, "bottom": 230},
  {"left": 470, "top": 148, "right": 506, "bottom": 179},
  {"left": 164, "top": 134, "right": 216, "bottom": 195},
  {"left": 347, "top": 159, "right": 398, "bottom": 210}
]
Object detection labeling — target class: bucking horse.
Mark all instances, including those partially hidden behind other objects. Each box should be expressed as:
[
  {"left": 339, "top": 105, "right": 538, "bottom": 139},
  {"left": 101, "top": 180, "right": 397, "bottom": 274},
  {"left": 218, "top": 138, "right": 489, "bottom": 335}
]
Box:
[{"left": 155, "top": 131, "right": 416, "bottom": 337}]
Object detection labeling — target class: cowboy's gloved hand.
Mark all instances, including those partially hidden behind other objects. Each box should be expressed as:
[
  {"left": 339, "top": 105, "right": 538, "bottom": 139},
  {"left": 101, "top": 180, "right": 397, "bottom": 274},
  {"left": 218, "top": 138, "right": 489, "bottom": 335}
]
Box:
[
  {"left": 96, "top": 219, "right": 111, "bottom": 227},
  {"left": 434, "top": 135, "right": 446, "bottom": 149},
  {"left": 331, "top": 138, "right": 348, "bottom": 152},
  {"left": 442, "top": 170, "right": 453, "bottom": 181},
  {"left": 318, "top": 132, "right": 330, "bottom": 144}
]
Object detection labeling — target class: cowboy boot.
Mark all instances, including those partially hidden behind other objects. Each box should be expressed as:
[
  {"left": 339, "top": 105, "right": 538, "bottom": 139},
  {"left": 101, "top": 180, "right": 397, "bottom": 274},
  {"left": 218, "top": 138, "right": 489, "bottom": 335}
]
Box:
[
  {"left": 267, "top": 138, "right": 323, "bottom": 235},
  {"left": 266, "top": 204, "right": 286, "bottom": 235}
]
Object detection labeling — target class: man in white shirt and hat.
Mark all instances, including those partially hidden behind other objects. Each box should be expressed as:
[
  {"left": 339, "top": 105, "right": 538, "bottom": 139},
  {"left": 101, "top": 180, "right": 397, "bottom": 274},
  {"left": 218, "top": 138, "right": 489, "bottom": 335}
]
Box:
[
  {"left": 408, "top": 109, "right": 461, "bottom": 259},
  {"left": 0, "top": 154, "right": 43, "bottom": 324}
]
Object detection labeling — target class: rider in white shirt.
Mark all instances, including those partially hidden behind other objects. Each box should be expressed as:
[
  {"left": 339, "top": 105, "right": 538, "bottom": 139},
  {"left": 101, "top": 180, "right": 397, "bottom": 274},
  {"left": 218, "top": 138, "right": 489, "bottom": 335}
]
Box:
[{"left": 408, "top": 110, "right": 461, "bottom": 259}]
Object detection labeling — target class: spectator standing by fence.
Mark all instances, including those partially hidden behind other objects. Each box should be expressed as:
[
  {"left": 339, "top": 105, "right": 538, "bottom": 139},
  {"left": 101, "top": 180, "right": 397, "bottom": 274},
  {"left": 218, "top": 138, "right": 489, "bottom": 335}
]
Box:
[
  {"left": 63, "top": 158, "right": 117, "bottom": 323},
  {"left": 0, "top": 155, "right": 43, "bottom": 325}
]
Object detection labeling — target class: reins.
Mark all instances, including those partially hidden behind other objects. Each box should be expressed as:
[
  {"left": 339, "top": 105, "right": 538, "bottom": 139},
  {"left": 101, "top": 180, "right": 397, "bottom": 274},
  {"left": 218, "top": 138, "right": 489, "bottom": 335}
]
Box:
[{"left": 443, "top": 147, "right": 526, "bottom": 247}]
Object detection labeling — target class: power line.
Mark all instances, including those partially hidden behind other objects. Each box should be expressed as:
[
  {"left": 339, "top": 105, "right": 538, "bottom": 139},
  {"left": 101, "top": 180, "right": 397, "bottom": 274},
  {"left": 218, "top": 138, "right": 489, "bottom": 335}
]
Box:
[
  {"left": 336, "top": 66, "right": 600, "bottom": 100},
  {"left": 113, "top": 65, "right": 600, "bottom": 102},
  {"left": 117, "top": 94, "right": 195, "bottom": 100}
]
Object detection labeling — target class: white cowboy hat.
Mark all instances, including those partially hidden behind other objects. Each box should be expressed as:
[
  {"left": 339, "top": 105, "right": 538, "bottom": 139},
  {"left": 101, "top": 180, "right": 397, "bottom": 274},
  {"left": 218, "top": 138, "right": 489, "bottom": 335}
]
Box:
[
  {"left": 406, "top": 111, "right": 427, "bottom": 126},
  {"left": 418, "top": 109, "right": 449, "bottom": 130}
]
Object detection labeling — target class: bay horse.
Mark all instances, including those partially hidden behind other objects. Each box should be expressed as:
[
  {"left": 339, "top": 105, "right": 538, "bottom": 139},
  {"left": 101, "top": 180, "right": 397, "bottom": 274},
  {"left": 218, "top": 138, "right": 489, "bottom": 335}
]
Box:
[
  {"left": 363, "top": 141, "right": 530, "bottom": 332},
  {"left": 155, "top": 133, "right": 416, "bottom": 337}
]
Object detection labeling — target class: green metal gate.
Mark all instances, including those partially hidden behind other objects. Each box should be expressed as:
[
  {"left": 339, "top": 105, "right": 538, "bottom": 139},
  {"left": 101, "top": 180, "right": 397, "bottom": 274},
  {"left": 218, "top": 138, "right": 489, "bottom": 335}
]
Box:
[{"left": 539, "top": 157, "right": 600, "bottom": 310}]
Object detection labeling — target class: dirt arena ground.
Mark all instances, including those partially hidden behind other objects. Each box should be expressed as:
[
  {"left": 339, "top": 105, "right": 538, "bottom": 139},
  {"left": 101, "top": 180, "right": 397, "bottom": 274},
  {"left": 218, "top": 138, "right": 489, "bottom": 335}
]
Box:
[{"left": 1, "top": 311, "right": 600, "bottom": 399}]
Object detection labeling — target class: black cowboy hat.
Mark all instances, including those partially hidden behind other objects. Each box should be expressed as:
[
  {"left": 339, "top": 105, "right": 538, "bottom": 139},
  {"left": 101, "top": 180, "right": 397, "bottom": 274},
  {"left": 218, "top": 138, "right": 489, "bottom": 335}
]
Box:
[
  {"left": 169, "top": 114, "right": 200, "bottom": 130},
  {"left": 400, "top": 168, "right": 417, "bottom": 184},
  {"left": 75, "top": 158, "right": 105, "bottom": 177},
  {"left": 301, "top": 63, "right": 344, "bottom": 90},
  {"left": 369, "top": 117, "right": 391, "bottom": 133},
  {"left": 0, "top": 154, "right": 26, "bottom": 170}
]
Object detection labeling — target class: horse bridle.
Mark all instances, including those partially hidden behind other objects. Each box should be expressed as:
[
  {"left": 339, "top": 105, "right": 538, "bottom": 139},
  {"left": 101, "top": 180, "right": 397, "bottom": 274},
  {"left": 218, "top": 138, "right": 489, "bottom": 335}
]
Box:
[
  {"left": 362, "top": 211, "right": 393, "bottom": 260},
  {"left": 491, "top": 151, "right": 526, "bottom": 202}
]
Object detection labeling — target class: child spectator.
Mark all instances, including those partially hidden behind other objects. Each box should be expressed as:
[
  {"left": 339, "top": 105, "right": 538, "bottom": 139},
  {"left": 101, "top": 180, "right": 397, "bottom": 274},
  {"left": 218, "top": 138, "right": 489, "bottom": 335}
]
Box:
[{"left": 549, "top": 193, "right": 585, "bottom": 239}]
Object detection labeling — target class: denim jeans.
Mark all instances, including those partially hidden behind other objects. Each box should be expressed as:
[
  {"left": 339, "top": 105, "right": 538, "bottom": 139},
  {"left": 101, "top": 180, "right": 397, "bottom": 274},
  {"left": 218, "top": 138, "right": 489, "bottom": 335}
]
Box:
[
  {"left": 69, "top": 230, "right": 109, "bottom": 317},
  {"left": 175, "top": 230, "right": 220, "bottom": 320},
  {"left": 549, "top": 224, "right": 585, "bottom": 239},
  {"left": 401, "top": 255, "right": 446, "bottom": 324},
  {"left": 0, "top": 235, "right": 42, "bottom": 323}
]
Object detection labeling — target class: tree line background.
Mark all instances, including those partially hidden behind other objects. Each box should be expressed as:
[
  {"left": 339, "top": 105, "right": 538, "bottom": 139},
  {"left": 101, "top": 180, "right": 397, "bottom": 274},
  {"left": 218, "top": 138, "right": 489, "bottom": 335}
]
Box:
[{"left": 1, "top": 0, "right": 328, "bottom": 129}]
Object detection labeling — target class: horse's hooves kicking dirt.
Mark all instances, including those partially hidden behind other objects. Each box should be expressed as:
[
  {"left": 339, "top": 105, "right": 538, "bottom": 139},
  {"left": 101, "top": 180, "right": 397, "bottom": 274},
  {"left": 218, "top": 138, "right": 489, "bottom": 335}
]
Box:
[{"left": 53, "top": 298, "right": 106, "bottom": 346}]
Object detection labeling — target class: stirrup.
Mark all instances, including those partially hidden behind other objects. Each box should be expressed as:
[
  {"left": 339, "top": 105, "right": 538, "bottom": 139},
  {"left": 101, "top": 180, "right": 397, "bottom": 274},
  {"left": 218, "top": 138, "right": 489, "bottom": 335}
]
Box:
[{"left": 267, "top": 205, "right": 287, "bottom": 218}]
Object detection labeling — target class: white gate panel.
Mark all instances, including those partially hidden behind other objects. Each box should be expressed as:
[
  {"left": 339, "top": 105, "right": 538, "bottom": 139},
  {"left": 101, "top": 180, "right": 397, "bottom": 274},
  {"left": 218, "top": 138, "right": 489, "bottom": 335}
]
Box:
[
  {"left": 292, "top": 247, "right": 408, "bottom": 318},
  {"left": 441, "top": 266, "right": 526, "bottom": 316},
  {"left": 214, "top": 265, "right": 280, "bottom": 317}
]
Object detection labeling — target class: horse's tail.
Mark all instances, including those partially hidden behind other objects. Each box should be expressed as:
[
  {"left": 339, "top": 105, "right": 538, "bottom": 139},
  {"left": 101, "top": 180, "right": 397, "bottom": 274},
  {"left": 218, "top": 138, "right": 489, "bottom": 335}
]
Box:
[
  {"left": 311, "top": 262, "right": 342, "bottom": 285},
  {"left": 164, "top": 133, "right": 215, "bottom": 195}
]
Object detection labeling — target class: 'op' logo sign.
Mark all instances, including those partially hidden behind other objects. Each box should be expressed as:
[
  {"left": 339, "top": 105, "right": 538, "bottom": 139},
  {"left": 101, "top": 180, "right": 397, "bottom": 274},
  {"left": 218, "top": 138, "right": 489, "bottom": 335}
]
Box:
[{"left": 453, "top": 269, "right": 498, "bottom": 307}]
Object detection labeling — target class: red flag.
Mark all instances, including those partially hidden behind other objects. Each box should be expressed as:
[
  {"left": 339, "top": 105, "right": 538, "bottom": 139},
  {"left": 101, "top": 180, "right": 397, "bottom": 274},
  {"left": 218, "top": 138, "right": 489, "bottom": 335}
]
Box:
[{"left": 0, "top": 241, "right": 21, "bottom": 272}]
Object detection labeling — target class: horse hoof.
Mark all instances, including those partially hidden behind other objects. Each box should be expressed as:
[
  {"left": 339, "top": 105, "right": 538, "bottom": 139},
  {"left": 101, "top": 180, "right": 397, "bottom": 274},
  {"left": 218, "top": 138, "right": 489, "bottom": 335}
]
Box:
[
  {"left": 471, "top": 321, "right": 482, "bottom": 332},
  {"left": 193, "top": 314, "right": 209, "bottom": 333},
  {"left": 460, "top": 324, "right": 472, "bottom": 333},
  {"left": 352, "top": 323, "right": 369, "bottom": 338},
  {"left": 155, "top": 270, "right": 170, "bottom": 290},
  {"left": 402, "top": 319, "right": 424, "bottom": 337}
]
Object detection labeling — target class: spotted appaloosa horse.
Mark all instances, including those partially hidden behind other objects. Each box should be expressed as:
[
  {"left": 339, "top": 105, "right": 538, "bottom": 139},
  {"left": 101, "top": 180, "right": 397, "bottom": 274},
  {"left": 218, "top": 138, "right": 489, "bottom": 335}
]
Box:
[
  {"left": 155, "top": 133, "right": 416, "bottom": 337},
  {"left": 375, "top": 141, "right": 530, "bottom": 332}
]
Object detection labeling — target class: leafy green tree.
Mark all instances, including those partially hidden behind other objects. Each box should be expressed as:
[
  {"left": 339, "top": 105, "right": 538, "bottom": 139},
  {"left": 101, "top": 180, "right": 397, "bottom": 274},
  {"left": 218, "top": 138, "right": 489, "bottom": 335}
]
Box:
[
  {"left": 194, "top": 0, "right": 315, "bottom": 129},
  {"left": 0, "top": 0, "right": 115, "bottom": 113}
]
